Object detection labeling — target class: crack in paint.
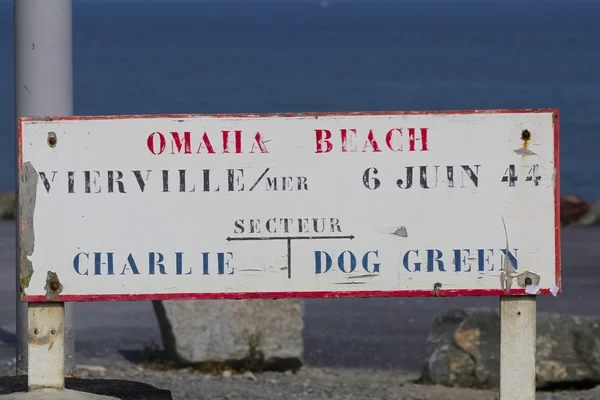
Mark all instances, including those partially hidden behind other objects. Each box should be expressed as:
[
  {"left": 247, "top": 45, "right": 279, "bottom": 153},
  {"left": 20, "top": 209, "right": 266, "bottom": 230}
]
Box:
[
  {"left": 499, "top": 216, "right": 517, "bottom": 294},
  {"left": 347, "top": 274, "right": 378, "bottom": 279},
  {"left": 499, "top": 216, "right": 541, "bottom": 294}
]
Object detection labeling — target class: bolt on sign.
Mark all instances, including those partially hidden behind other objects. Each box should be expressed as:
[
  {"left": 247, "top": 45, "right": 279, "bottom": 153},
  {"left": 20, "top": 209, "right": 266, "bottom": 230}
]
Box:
[{"left": 17, "top": 109, "right": 560, "bottom": 302}]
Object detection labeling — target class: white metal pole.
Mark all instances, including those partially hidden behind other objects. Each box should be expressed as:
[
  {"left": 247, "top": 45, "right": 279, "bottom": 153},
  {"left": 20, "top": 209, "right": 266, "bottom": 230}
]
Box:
[
  {"left": 14, "top": 0, "right": 75, "bottom": 376},
  {"left": 499, "top": 295, "right": 536, "bottom": 400}
]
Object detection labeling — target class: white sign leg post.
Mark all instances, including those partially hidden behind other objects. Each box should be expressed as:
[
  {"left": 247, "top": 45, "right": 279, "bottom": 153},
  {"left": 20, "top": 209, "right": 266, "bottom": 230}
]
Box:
[
  {"left": 27, "top": 303, "right": 65, "bottom": 390},
  {"left": 14, "top": 0, "right": 75, "bottom": 376},
  {"left": 500, "top": 295, "right": 537, "bottom": 400}
]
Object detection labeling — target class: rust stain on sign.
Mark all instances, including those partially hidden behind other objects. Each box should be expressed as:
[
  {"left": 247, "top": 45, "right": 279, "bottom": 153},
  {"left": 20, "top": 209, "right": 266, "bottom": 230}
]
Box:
[
  {"left": 47, "top": 132, "right": 57, "bottom": 148},
  {"left": 521, "top": 129, "right": 531, "bottom": 147},
  {"left": 44, "top": 271, "right": 63, "bottom": 301},
  {"left": 19, "top": 161, "right": 38, "bottom": 299},
  {"left": 514, "top": 129, "right": 537, "bottom": 156},
  {"left": 517, "top": 271, "right": 541, "bottom": 289}
]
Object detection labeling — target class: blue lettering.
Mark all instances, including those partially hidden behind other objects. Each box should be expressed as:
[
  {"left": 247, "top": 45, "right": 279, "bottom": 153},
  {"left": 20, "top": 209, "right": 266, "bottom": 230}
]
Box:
[
  {"left": 94, "top": 252, "right": 114, "bottom": 275},
  {"left": 427, "top": 249, "right": 445, "bottom": 272},
  {"left": 500, "top": 248, "right": 518, "bottom": 270},
  {"left": 149, "top": 252, "right": 167, "bottom": 275},
  {"left": 315, "top": 251, "right": 332, "bottom": 274},
  {"left": 73, "top": 252, "right": 89, "bottom": 275},
  {"left": 202, "top": 252, "right": 210, "bottom": 275},
  {"left": 403, "top": 250, "right": 421, "bottom": 272},
  {"left": 362, "top": 250, "right": 380, "bottom": 273},
  {"left": 316, "top": 250, "right": 380, "bottom": 274},
  {"left": 121, "top": 254, "right": 140, "bottom": 275},
  {"left": 70, "top": 251, "right": 259, "bottom": 276},
  {"left": 176, "top": 252, "right": 192, "bottom": 275},
  {"left": 403, "top": 248, "right": 517, "bottom": 273},
  {"left": 478, "top": 249, "right": 495, "bottom": 271},
  {"left": 338, "top": 251, "right": 357, "bottom": 273},
  {"left": 453, "top": 249, "right": 472, "bottom": 272},
  {"left": 217, "top": 252, "right": 234, "bottom": 275}
]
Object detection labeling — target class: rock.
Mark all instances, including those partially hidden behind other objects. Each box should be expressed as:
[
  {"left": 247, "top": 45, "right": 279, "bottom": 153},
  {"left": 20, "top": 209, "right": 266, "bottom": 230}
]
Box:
[
  {"left": 242, "top": 371, "right": 257, "bottom": 381},
  {"left": 560, "top": 195, "right": 590, "bottom": 226},
  {"left": 0, "top": 375, "right": 173, "bottom": 399},
  {"left": 420, "top": 308, "right": 500, "bottom": 388},
  {"left": 76, "top": 365, "right": 107, "bottom": 376},
  {"left": 0, "top": 192, "right": 15, "bottom": 220},
  {"left": 420, "top": 308, "right": 600, "bottom": 389},
  {"left": 221, "top": 370, "right": 232, "bottom": 379},
  {"left": 152, "top": 299, "right": 304, "bottom": 371},
  {"left": 578, "top": 198, "right": 600, "bottom": 226}
]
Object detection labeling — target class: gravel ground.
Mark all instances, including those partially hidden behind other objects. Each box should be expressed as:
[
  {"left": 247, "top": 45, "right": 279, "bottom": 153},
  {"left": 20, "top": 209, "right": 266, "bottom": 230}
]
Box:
[{"left": 1, "top": 356, "right": 599, "bottom": 400}]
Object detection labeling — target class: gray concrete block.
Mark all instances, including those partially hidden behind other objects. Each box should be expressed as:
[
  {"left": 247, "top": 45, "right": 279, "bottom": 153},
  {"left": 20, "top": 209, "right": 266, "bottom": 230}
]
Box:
[{"left": 153, "top": 299, "right": 304, "bottom": 370}]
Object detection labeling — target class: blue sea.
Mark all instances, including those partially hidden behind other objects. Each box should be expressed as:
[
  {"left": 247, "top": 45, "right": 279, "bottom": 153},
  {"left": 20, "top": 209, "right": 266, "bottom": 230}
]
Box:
[{"left": 0, "top": 0, "right": 599, "bottom": 200}]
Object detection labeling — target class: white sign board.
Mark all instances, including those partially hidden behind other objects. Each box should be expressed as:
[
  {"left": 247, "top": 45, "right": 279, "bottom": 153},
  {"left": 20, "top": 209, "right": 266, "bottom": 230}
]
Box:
[{"left": 18, "top": 110, "right": 560, "bottom": 302}]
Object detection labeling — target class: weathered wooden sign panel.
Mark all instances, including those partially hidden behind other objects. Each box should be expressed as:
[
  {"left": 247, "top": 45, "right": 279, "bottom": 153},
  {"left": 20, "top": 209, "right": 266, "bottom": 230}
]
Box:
[{"left": 18, "top": 110, "right": 560, "bottom": 302}]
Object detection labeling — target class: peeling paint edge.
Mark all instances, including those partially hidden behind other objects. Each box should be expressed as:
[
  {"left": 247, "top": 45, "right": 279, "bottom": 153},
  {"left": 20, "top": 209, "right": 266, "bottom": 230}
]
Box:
[
  {"left": 44, "top": 271, "right": 63, "bottom": 301},
  {"left": 513, "top": 147, "right": 537, "bottom": 156},
  {"left": 391, "top": 226, "right": 408, "bottom": 237},
  {"left": 18, "top": 161, "right": 38, "bottom": 299}
]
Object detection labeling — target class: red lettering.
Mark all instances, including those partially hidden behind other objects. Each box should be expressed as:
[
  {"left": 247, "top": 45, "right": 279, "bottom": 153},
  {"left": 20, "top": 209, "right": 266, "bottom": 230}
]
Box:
[
  {"left": 385, "top": 128, "right": 403, "bottom": 151},
  {"left": 148, "top": 127, "right": 425, "bottom": 155},
  {"left": 362, "top": 129, "right": 381, "bottom": 152},
  {"left": 222, "top": 130, "right": 242, "bottom": 154},
  {"left": 250, "top": 132, "right": 269, "bottom": 154},
  {"left": 340, "top": 129, "right": 357, "bottom": 152},
  {"left": 170, "top": 132, "right": 191, "bottom": 154},
  {"left": 315, "top": 129, "right": 333, "bottom": 153},
  {"left": 409, "top": 128, "right": 428, "bottom": 151},
  {"left": 196, "top": 133, "right": 216, "bottom": 154},
  {"left": 147, "top": 132, "right": 166, "bottom": 155}
]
